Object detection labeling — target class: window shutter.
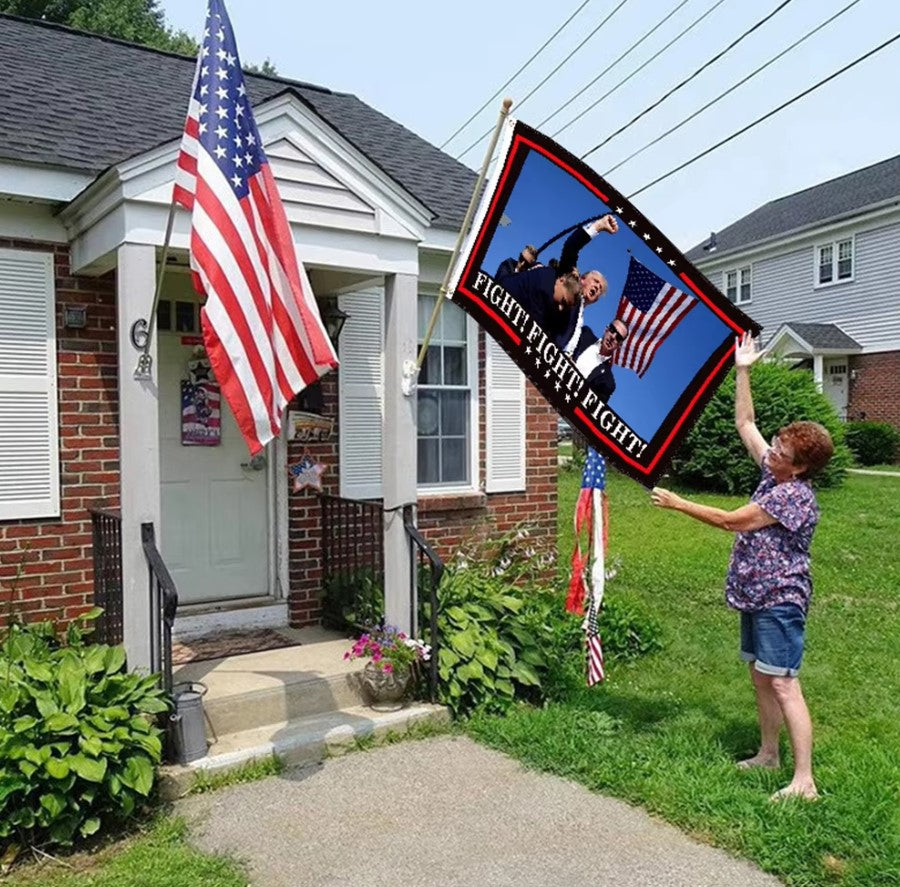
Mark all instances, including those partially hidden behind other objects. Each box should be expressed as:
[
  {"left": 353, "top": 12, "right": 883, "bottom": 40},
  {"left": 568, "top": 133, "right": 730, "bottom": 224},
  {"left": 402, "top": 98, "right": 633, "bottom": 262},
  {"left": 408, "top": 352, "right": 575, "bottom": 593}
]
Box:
[
  {"left": 338, "top": 288, "right": 383, "bottom": 500},
  {"left": 485, "top": 336, "right": 525, "bottom": 493},
  {"left": 0, "top": 249, "right": 59, "bottom": 520}
]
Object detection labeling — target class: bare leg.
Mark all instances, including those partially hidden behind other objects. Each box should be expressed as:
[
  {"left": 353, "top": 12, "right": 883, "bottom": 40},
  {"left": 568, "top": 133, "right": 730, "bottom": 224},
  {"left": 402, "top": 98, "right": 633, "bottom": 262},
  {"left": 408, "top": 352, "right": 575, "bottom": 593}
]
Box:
[
  {"left": 738, "top": 664, "right": 782, "bottom": 769},
  {"left": 768, "top": 675, "right": 818, "bottom": 800}
]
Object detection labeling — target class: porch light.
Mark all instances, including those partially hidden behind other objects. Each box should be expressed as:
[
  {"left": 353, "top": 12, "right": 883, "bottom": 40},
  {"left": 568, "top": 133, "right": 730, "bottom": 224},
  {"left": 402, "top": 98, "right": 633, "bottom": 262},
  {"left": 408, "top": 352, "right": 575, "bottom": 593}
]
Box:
[{"left": 321, "top": 302, "right": 349, "bottom": 347}]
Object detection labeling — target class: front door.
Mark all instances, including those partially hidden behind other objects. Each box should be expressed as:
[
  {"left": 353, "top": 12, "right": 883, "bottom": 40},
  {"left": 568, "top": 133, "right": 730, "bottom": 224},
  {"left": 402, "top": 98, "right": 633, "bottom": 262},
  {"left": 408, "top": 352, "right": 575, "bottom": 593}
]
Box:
[
  {"left": 824, "top": 357, "right": 849, "bottom": 420},
  {"left": 158, "top": 306, "right": 270, "bottom": 605}
]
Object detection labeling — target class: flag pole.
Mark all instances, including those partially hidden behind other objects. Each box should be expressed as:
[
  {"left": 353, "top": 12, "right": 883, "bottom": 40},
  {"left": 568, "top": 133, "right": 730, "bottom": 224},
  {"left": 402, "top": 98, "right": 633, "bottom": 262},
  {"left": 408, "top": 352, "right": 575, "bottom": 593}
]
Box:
[
  {"left": 133, "top": 199, "right": 178, "bottom": 380},
  {"left": 404, "top": 98, "right": 513, "bottom": 394}
]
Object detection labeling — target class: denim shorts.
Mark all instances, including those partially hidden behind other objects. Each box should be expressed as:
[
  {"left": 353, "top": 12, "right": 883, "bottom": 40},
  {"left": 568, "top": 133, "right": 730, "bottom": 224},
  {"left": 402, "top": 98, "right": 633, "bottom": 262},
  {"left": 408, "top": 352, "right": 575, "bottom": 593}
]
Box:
[{"left": 739, "top": 603, "right": 807, "bottom": 677}]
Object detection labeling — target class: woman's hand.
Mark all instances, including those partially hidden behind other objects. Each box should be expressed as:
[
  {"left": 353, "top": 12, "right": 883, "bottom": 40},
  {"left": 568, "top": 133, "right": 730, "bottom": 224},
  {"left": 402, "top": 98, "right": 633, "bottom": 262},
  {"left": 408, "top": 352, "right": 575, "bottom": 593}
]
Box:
[
  {"left": 734, "top": 331, "right": 762, "bottom": 369},
  {"left": 650, "top": 487, "right": 682, "bottom": 510}
]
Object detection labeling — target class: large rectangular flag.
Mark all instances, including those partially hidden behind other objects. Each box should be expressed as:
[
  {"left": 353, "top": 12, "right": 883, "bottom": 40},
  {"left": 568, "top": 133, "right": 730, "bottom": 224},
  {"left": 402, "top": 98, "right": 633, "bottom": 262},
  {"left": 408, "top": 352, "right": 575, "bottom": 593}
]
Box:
[
  {"left": 614, "top": 256, "right": 697, "bottom": 378},
  {"left": 173, "top": 0, "right": 338, "bottom": 455}
]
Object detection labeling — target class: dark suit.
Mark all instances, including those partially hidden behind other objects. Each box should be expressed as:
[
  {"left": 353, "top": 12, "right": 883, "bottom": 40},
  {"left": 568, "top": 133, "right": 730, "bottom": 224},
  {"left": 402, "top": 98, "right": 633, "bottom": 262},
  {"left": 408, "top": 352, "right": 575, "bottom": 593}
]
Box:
[{"left": 573, "top": 327, "right": 616, "bottom": 402}]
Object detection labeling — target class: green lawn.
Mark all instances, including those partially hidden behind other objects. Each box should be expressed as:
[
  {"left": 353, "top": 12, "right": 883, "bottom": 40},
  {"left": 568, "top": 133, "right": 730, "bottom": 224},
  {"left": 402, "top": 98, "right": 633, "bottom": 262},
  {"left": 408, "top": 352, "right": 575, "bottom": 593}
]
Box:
[{"left": 469, "top": 469, "right": 900, "bottom": 887}]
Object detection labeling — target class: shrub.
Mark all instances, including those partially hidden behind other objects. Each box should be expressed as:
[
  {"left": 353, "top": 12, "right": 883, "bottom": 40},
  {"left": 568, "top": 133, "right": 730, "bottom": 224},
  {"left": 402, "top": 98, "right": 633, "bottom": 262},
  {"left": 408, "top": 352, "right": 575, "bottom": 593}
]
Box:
[
  {"left": 844, "top": 420, "right": 900, "bottom": 465},
  {"left": 670, "top": 362, "right": 852, "bottom": 494},
  {"left": 0, "top": 615, "right": 169, "bottom": 856}
]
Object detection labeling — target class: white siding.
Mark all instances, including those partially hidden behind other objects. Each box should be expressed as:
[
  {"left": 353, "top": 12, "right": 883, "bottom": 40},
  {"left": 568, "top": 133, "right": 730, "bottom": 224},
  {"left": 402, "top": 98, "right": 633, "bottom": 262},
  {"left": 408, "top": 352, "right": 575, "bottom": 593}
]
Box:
[
  {"left": 338, "top": 288, "right": 383, "bottom": 500},
  {"left": 0, "top": 249, "right": 59, "bottom": 520},
  {"left": 485, "top": 337, "right": 525, "bottom": 493}
]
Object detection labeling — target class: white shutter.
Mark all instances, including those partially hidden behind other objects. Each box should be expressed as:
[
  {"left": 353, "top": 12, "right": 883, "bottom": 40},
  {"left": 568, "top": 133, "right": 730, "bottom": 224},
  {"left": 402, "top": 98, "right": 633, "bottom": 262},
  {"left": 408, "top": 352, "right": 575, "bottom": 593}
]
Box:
[
  {"left": 338, "top": 288, "right": 383, "bottom": 500},
  {"left": 0, "top": 249, "right": 59, "bottom": 520},
  {"left": 485, "top": 336, "right": 525, "bottom": 493}
]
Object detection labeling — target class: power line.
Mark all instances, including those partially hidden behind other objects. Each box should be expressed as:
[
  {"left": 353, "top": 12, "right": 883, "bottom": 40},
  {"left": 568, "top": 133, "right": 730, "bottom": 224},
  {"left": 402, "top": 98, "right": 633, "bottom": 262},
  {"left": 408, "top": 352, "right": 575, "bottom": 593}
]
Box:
[
  {"left": 627, "top": 31, "right": 900, "bottom": 199},
  {"left": 581, "top": 0, "right": 795, "bottom": 160},
  {"left": 605, "top": 0, "right": 863, "bottom": 178},
  {"left": 548, "top": 0, "right": 728, "bottom": 138},
  {"left": 455, "top": 0, "right": 634, "bottom": 161},
  {"left": 535, "top": 0, "right": 691, "bottom": 131},
  {"left": 439, "top": 0, "right": 592, "bottom": 150}
]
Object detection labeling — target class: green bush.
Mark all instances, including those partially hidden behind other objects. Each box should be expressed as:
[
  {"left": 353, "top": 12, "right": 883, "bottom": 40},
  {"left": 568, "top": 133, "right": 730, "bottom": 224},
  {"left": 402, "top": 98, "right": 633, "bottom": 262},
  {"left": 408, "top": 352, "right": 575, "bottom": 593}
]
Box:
[
  {"left": 670, "top": 362, "right": 852, "bottom": 494},
  {"left": 844, "top": 420, "right": 900, "bottom": 465},
  {"left": 321, "top": 567, "right": 384, "bottom": 631},
  {"left": 0, "top": 615, "right": 169, "bottom": 855}
]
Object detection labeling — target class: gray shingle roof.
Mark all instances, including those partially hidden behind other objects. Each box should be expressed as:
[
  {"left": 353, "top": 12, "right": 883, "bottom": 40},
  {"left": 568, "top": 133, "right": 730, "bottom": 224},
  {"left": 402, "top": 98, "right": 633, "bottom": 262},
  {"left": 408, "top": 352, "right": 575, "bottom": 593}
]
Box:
[
  {"left": 686, "top": 153, "right": 900, "bottom": 261},
  {"left": 780, "top": 322, "right": 861, "bottom": 351},
  {"left": 0, "top": 14, "right": 475, "bottom": 228}
]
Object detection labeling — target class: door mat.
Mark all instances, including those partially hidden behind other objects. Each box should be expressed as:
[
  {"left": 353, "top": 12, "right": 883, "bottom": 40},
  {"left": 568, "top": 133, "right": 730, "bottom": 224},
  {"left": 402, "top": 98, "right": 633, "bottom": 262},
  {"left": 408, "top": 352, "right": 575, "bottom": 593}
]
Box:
[{"left": 172, "top": 628, "right": 300, "bottom": 666}]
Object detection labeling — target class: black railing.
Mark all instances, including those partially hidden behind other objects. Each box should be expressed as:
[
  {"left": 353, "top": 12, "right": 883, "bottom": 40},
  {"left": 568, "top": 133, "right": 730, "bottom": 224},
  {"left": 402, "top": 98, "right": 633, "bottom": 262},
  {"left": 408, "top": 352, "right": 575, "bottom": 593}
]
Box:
[
  {"left": 89, "top": 506, "right": 123, "bottom": 645},
  {"left": 141, "top": 522, "right": 178, "bottom": 697},
  {"left": 319, "top": 494, "right": 385, "bottom": 631},
  {"left": 404, "top": 506, "right": 443, "bottom": 701}
]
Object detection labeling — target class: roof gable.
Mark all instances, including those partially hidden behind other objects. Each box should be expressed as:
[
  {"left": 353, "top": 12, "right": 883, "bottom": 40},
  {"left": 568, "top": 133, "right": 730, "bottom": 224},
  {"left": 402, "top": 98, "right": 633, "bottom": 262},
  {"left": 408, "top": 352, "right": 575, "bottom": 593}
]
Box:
[
  {"left": 686, "top": 154, "right": 900, "bottom": 261},
  {"left": 0, "top": 14, "right": 475, "bottom": 228}
]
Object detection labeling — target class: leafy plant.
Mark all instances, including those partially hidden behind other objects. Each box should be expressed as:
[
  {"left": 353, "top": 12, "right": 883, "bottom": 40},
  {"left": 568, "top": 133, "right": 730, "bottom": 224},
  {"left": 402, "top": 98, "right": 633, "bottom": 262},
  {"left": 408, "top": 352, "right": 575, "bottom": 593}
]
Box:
[
  {"left": 0, "top": 615, "right": 169, "bottom": 857},
  {"left": 321, "top": 567, "right": 384, "bottom": 631},
  {"left": 844, "top": 420, "right": 899, "bottom": 465},
  {"left": 344, "top": 625, "right": 430, "bottom": 675},
  {"left": 670, "top": 362, "right": 852, "bottom": 494}
]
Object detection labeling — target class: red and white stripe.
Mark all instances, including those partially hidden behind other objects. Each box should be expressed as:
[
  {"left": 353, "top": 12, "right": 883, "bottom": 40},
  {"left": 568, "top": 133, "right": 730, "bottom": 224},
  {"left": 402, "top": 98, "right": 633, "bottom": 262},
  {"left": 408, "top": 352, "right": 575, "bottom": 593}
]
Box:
[
  {"left": 173, "top": 84, "right": 337, "bottom": 454},
  {"left": 614, "top": 284, "right": 696, "bottom": 378}
]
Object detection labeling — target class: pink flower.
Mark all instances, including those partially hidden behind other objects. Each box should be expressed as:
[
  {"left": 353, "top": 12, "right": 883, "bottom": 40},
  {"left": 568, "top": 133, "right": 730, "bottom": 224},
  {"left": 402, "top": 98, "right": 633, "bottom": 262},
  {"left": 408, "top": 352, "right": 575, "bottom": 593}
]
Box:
[{"left": 383, "top": 663, "right": 393, "bottom": 673}]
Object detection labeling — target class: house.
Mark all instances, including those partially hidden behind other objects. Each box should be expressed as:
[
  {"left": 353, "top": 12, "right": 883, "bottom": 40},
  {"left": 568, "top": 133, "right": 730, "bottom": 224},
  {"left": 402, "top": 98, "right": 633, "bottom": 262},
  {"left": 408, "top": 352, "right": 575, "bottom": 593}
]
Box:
[
  {"left": 685, "top": 154, "right": 900, "bottom": 430},
  {"left": 0, "top": 14, "right": 557, "bottom": 671}
]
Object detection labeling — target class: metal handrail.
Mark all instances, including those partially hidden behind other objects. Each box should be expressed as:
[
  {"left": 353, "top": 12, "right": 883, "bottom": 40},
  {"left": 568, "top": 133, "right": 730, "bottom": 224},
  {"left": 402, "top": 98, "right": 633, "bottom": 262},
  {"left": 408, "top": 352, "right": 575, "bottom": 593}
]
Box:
[
  {"left": 141, "top": 522, "right": 178, "bottom": 696},
  {"left": 403, "top": 507, "right": 442, "bottom": 701}
]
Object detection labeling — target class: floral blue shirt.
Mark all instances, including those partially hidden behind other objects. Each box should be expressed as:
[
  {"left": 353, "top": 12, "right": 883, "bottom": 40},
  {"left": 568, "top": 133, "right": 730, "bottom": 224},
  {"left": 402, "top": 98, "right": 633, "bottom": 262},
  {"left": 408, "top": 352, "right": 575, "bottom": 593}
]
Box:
[{"left": 725, "top": 456, "right": 820, "bottom": 613}]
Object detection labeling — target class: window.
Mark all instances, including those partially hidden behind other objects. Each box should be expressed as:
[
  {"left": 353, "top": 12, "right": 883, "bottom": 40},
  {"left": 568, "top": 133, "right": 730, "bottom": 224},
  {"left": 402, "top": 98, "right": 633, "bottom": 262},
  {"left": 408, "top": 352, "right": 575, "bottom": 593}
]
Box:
[
  {"left": 417, "top": 295, "right": 473, "bottom": 487},
  {"left": 724, "top": 266, "right": 751, "bottom": 305},
  {"left": 816, "top": 237, "right": 853, "bottom": 286}
]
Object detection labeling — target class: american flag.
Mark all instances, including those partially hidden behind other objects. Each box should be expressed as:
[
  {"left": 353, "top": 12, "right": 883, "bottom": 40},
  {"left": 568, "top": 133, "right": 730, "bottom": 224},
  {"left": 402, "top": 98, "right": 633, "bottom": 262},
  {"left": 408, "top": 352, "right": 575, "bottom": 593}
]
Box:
[
  {"left": 173, "top": 0, "right": 338, "bottom": 455},
  {"left": 613, "top": 257, "right": 696, "bottom": 378},
  {"left": 565, "top": 447, "right": 607, "bottom": 685}
]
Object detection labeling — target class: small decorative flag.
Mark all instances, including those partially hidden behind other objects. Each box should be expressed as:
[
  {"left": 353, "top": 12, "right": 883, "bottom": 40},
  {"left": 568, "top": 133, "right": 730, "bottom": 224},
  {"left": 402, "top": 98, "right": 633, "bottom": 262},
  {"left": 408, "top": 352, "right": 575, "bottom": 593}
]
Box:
[
  {"left": 289, "top": 455, "right": 326, "bottom": 492},
  {"left": 181, "top": 379, "right": 221, "bottom": 446},
  {"left": 566, "top": 446, "right": 608, "bottom": 685}
]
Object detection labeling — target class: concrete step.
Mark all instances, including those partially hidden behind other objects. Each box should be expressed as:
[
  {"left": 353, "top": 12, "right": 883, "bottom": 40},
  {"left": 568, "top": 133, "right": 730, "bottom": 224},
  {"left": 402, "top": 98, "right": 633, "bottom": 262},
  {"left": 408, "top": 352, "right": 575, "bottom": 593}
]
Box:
[{"left": 158, "top": 703, "right": 450, "bottom": 799}]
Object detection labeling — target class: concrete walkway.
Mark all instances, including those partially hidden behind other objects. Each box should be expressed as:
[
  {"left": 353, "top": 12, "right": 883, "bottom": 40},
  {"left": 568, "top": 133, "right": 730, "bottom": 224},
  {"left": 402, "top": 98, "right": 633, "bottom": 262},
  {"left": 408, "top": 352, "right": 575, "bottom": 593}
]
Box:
[{"left": 179, "top": 736, "right": 783, "bottom": 887}]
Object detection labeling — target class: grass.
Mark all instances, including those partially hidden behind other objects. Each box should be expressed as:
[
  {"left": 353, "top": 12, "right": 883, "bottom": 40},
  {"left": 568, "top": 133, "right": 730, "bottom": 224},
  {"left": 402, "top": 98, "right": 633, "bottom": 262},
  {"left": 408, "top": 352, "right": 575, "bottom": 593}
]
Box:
[
  {"left": 188, "top": 754, "right": 284, "bottom": 795},
  {"left": 468, "top": 468, "right": 900, "bottom": 887},
  {"left": 3, "top": 817, "right": 247, "bottom": 887},
  {"left": 849, "top": 463, "right": 900, "bottom": 473}
]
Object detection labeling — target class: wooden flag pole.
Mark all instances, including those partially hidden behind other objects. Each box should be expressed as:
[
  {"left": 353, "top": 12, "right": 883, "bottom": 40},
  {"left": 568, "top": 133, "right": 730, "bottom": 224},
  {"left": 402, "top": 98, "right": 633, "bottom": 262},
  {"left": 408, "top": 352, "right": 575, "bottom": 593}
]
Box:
[
  {"left": 133, "top": 199, "right": 179, "bottom": 380},
  {"left": 409, "top": 97, "right": 514, "bottom": 383}
]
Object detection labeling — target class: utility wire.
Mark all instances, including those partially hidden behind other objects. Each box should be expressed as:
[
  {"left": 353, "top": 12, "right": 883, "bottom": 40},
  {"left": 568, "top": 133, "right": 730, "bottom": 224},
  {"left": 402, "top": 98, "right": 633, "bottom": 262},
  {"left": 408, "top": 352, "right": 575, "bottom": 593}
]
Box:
[
  {"left": 605, "top": 0, "right": 863, "bottom": 177},
  {"left": 551, "top": 0, "right": 729, "bottom": 139},
  {"left": 455, "top": 0, "right": 633, "bottom": 161},
  {"left": 581, "top": 0, "right": 795, "bottom": 160},
  {"left": 439, "top": 0, "right": 592, "bottom": 150},
  {"left": 536, "top": 0, "right": 691, "bottom": 130},
  {"left": 627, "top": 31, "right": 900, "bottom": 199}
]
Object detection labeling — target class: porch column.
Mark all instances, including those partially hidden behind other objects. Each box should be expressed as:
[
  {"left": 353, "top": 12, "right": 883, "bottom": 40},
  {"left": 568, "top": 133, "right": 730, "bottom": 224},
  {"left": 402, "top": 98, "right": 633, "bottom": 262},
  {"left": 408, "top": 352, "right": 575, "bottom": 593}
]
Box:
[
  {"left": 382, "top": 272, "right": 418, "bottom": 634},
  {"left": 813, "top": 354, "right": 824, "bottom": 392},
  {"left": 116, "top": 243, "right": 161, "bottom": 672}
]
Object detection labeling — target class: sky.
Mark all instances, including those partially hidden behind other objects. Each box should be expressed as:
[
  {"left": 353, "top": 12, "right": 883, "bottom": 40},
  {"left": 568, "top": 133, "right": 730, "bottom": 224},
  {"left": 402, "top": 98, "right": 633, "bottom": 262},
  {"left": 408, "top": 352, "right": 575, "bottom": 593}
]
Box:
[
  {"left": 158, "top": 0, "right": 900, "bottom": 253},
  {"left": 480, "top": 146, "right": 733, "bottom": 441}
]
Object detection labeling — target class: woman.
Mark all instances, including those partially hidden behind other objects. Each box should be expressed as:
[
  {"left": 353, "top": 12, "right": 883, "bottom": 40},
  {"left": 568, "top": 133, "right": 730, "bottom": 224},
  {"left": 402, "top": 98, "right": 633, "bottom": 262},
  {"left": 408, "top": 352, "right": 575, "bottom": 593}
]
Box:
[{"left": 650, "top": 332, "right": 834, "bottom": 800}]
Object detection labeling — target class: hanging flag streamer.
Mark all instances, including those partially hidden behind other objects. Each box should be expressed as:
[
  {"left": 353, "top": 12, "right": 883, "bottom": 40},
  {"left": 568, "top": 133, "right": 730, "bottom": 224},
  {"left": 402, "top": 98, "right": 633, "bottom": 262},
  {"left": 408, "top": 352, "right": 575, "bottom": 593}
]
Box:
[
  {"left": 447, "top": 118, "right": 760, "bottom": 487},
  {"left": 566, "top": 447, "right": 608, "bottom": 685}
]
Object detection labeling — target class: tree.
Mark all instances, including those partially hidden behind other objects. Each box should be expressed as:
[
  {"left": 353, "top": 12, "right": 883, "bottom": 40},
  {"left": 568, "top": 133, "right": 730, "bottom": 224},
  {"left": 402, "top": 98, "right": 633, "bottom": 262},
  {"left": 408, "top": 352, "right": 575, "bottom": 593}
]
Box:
[{"left": 245, "top": 57, "right": 278, "bottom": 76}]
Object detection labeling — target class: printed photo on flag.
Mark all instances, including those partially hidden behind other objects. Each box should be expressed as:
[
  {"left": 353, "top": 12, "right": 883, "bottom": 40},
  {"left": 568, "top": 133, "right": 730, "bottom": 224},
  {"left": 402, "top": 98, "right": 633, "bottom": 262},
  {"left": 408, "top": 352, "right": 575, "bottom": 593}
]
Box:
[{"left": 448, "top": 119, "right": 760, "bottom": 487}]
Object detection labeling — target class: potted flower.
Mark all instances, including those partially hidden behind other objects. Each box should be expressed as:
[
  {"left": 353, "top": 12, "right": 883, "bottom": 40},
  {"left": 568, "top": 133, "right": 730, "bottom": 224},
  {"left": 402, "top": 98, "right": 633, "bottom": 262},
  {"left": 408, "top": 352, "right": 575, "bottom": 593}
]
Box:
[{"left": 344, "top": 625, "right": 431, "bottom": 711}]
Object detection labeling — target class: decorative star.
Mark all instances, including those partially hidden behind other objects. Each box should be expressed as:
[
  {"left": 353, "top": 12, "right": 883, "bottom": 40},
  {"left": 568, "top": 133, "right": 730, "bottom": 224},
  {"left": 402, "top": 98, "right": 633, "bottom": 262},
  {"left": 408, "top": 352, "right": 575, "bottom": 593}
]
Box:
[
  {"left": 225, "top": 52, "right": 236, "bottom": 66},
  {"left": 216, "top": 106, "right": 228, "bottom": 119},
  {"left": 615, "top": 206, "right": 624, "bottom": 213},
  {"left": 554, "top": 381, "right": 561, "bottom": 391},
  {"left": 290, "top": 456, "right": 326, "bottom": 492},
  {"left": 200, "top": 84, "right": 209, "bottom": 97},
  {"left": 565, "top": 393, "right": 571, "bottom": 403},
  {"left": 216, "top": 67, "right": 228, "bottom": 81},
  {"left": 215, "top": 144, "right": 227, "bottom": 159},
  {"left": 544, "top": 369, "right": 551, "bottom": 379},
  {"left": 655, "top": 246, "right": 663, "bottom": 254},
  {"left": 216, "top": 48, "right": 227, "bottom": 61},
  {"left": 643, "top": 233, "right": 651, "bottom": 241},
  {"left": 238, "top": 83, "right": 247, "bottom": 98},
  {"left": 216, "top": 85, "right": 228, "bottom": 100},
  {"left": 525, "top": 346, "right": 531, "bottom": 355},
  {"left": 190, "top": 362, "right": 212, "bottom": 383},
  {"left": 198, "top": 102, "right": 208, "bottom": 117},
  {"left": 231, "top": 173, "right": 242, "bottom": 188},
  {"left": 668, "top": 259, "right": 676, "bottom": 267},
  {"left": 535, "top": 357, "right": 541, "bottom": 368},
  {"left": 198, "top": 122, "right": 207, "bottom": 136},
  {"left": 628, "top": 220, "right": 637, "bottom": 228},
  {"left": 215, "top": 125, "right": 227, "bottom": 140}
]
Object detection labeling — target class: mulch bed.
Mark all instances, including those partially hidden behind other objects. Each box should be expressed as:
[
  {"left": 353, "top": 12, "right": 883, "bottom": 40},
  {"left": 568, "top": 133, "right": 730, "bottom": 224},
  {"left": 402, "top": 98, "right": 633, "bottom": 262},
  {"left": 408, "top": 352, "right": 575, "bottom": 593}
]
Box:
[{"left": 172, "top": 628, "right": 300, "bottom": 666}]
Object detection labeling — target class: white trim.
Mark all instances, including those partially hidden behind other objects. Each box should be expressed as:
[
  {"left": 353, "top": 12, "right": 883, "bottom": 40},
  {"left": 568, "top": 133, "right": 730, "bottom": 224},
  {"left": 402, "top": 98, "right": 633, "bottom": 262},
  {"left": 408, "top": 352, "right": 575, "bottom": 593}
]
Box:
[
  {"left": 722, "top": 264, "right": 752, "bottom": 305},
  {"left": 0, "top": 201, "right": 68, "bottom": 243},
  {"left": 0, "top": 160, "right": 94, "bottom": 203},
  {"left": 813, "top": 234, "right": 855, "bottom": 289}
]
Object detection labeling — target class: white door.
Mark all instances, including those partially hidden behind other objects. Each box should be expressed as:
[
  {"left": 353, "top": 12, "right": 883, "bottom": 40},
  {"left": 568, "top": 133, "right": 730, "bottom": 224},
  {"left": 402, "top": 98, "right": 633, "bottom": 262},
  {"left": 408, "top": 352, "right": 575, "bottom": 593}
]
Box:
[
  {"left": 824, "top": 358, "right": 849, "bottom": 420},
  {"left": 158, "top": 325, "right": 270, "bottom": 605}
]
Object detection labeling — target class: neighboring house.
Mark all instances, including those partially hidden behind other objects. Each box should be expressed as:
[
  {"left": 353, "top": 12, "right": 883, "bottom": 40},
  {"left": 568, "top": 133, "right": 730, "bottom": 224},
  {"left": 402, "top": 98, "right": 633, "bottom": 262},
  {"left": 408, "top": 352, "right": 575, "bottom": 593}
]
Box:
[
  {"left": 686, "top": 154, "right": 900, "bottom": 429},
  {"left": 0, "top": 14, "right": 556, "bottom": 669}
]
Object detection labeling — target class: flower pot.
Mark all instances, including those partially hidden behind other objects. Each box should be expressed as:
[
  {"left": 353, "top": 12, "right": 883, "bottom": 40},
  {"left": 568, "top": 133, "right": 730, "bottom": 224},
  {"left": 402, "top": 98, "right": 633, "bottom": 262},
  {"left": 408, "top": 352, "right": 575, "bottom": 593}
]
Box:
[{"left": 361, "top": 661, "right": 410, "bottom": 711}]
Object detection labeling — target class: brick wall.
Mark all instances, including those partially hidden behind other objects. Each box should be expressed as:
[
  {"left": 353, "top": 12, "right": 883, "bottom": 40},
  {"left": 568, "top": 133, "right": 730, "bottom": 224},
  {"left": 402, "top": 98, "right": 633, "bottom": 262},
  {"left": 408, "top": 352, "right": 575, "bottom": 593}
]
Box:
[
  {"left": 848, "top": 351, "right": 900, "bottom": 432},
  {"left": 0, "top": 240, "right": 119, "bottom": 626}
]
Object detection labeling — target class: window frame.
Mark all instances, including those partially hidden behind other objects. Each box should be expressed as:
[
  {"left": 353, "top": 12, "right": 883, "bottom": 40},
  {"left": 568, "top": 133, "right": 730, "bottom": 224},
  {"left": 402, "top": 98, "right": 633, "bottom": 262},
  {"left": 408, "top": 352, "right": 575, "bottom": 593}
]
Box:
[
  {"left": 722, "top": 265, "right": 752, "bottom": 305},
  {"left": 415, "top": 291, "right": 479, "bottom": 494},
  {"left": 814, "top": 235, "right": 855, "bottom": 288}
]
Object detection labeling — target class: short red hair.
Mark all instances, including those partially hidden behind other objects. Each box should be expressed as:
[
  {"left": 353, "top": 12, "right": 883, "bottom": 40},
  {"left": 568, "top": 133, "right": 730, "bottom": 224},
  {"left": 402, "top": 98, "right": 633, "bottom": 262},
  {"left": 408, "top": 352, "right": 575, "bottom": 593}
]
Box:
[{"left": 780, "top": 421, "right": 834, "bottom": 478}]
